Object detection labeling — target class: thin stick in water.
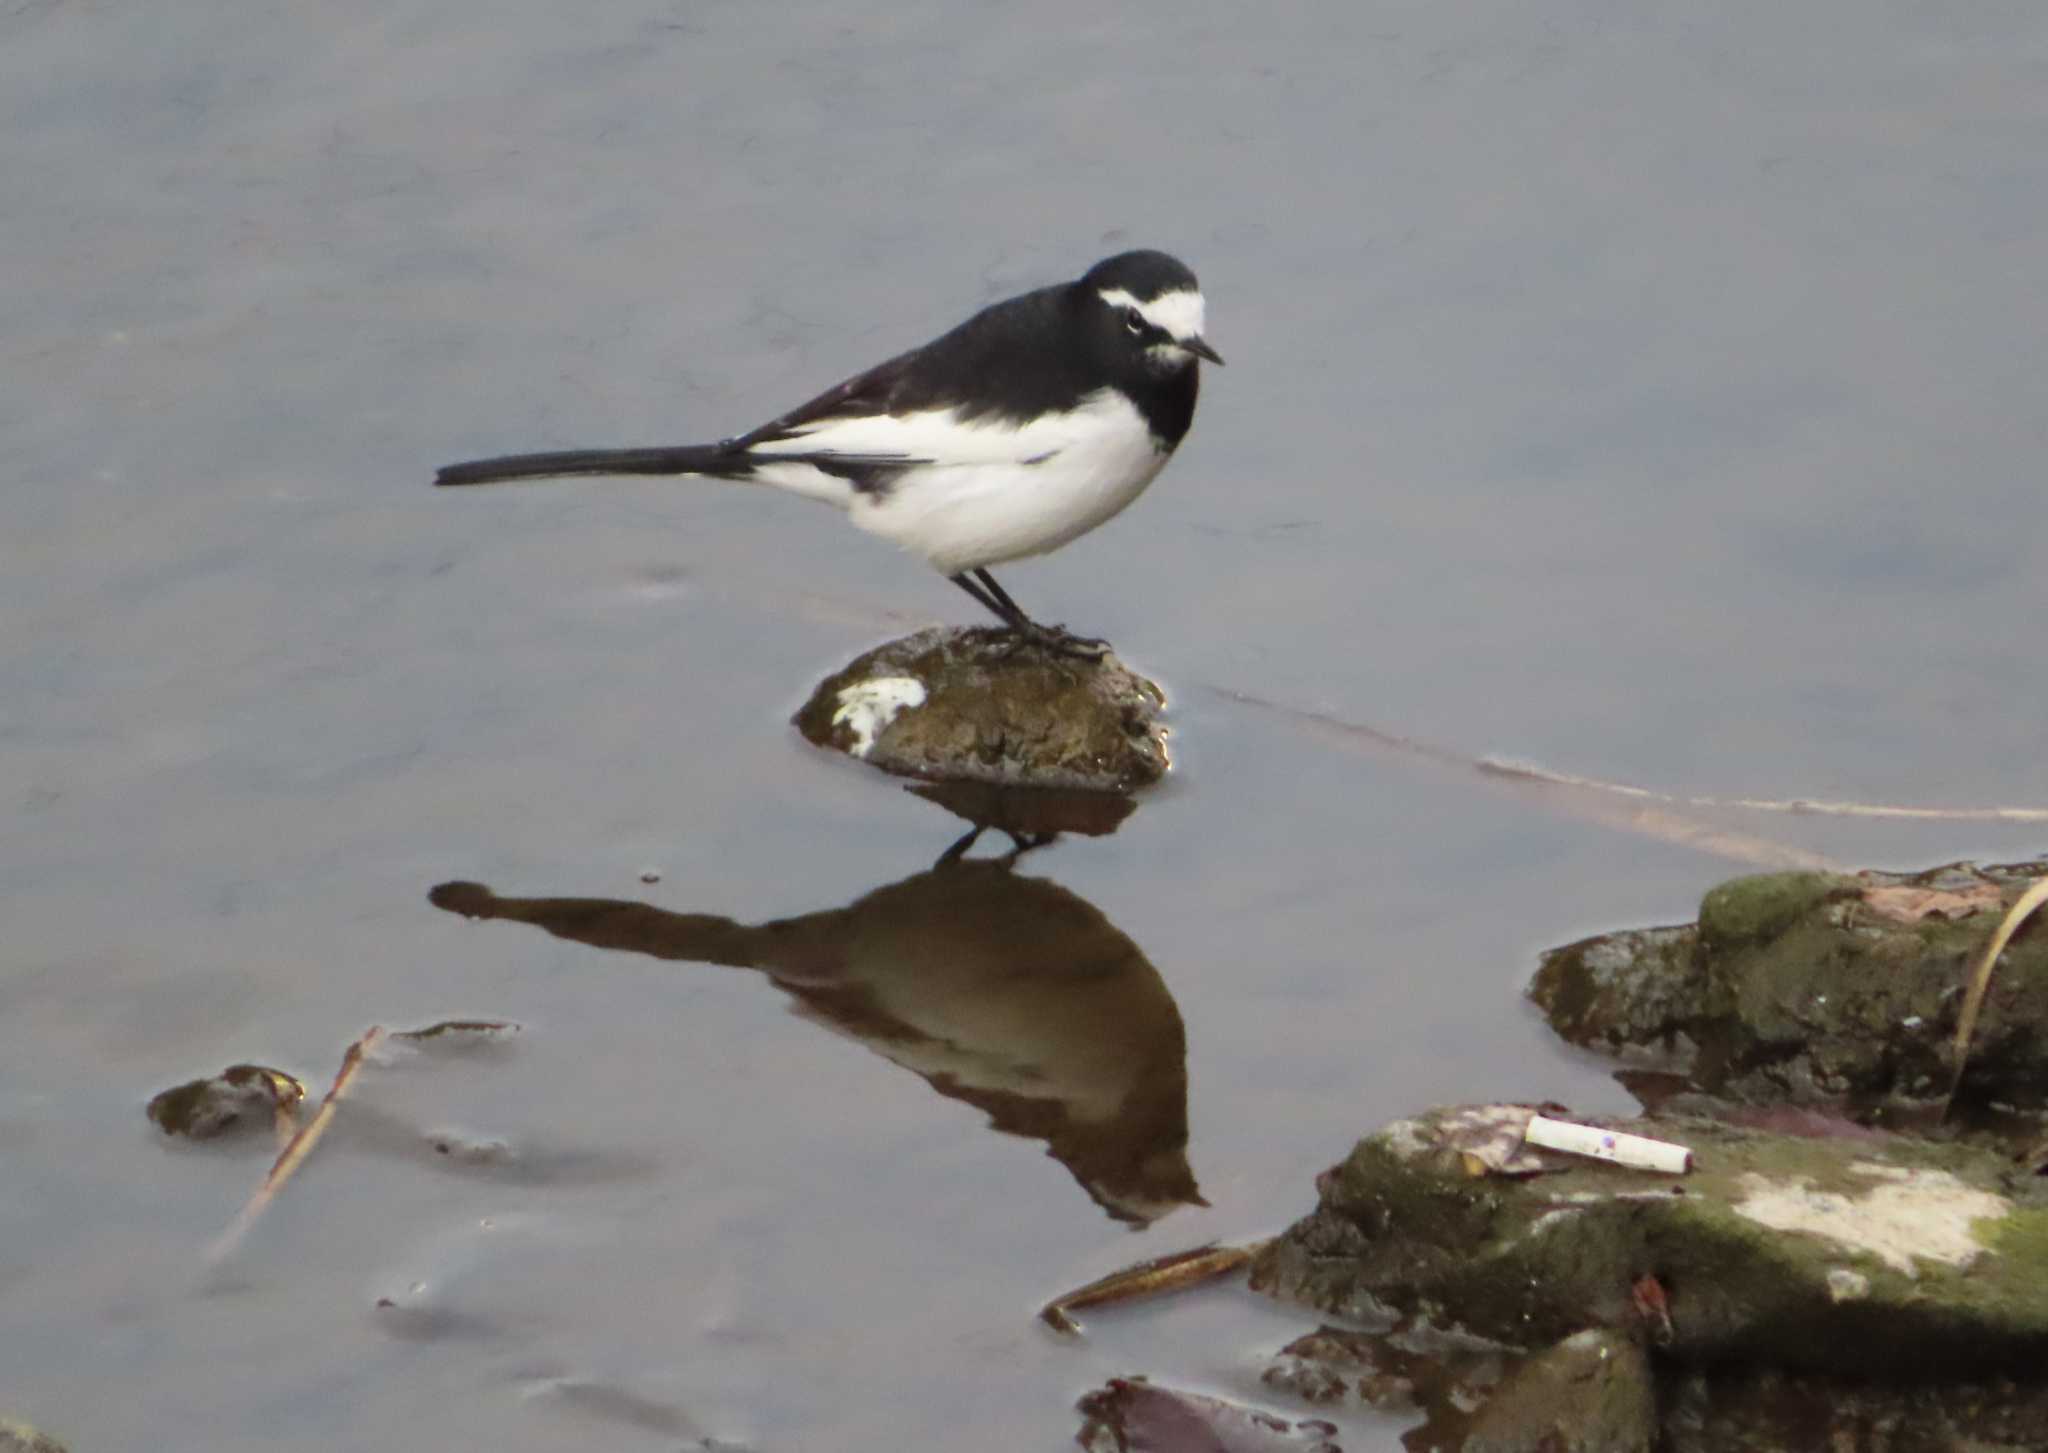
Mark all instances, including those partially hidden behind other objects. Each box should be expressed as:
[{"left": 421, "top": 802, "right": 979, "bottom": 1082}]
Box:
[
  {"left": 206, "top": 1026, "right": 385, "bottom": 1266},
  {"left": 1039, "top": 1241, "right": 1264, "bottom": 1335}
]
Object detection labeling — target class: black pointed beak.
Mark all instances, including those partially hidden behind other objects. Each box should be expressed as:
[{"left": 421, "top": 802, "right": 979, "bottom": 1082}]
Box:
[{"left": 1183, "top": 335, "right": 1225, "bottom": 366}]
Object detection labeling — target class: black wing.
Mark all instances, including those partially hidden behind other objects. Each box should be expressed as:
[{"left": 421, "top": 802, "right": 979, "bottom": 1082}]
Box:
[
  {"left": 726, "top": 282, "right": 1082, "bottom": 451},
  {"left": 725, "top": 344, "right": 932, "bottom": 453}
]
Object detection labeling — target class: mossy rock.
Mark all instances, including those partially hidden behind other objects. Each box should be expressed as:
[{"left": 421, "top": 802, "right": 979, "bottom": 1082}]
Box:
[
  {"left": 793, "top": 627, "right": 1167, "bottom": 791},
  {"left": 1464, "top": 1330, "right": 1654, "bottom": 1453},
  {"left": 1530, "top": 861, "right": 2048, "bottom": 1107},
  {"left": 0, "top": 1422, "right": 69, "bottom": 1453},
  {"left": 1252, "top": 1103, "right": 2048, "bottom": 1377}
]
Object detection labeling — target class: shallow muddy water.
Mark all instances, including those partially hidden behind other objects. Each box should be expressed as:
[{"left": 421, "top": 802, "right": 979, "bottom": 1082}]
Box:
[{"left": 5, "top": 2, "right": 2047, "bottom": 1448}]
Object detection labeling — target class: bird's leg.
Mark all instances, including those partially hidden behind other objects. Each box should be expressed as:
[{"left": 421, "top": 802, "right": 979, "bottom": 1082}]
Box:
[
  {"left": 969, "top": 568, "right": 1033, "bottom": 627},
  {"left": 999, "top": 831, "right": 1058, "bottom": 863},
  {"left": 968, "top": 568, "right": 1108, "bottom": 658},
  {"left": 935, "top": 824, "right": 1056, "bottom": 867},
  {"left": 949, "top": 572, "right": 1031, "bottom": 631}
]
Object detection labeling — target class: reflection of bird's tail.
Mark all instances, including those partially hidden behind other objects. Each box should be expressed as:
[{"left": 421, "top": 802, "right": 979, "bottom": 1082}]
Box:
[{"left": 435, "top": 445, "right": 738, "bottom": 486}]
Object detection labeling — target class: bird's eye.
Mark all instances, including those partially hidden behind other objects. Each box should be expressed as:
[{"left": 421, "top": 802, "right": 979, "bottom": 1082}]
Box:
[{"left": 1124, "top": 312, "right": 1146, "bottom": 336}]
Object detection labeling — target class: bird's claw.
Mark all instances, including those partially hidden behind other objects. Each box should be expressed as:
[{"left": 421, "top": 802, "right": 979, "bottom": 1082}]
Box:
[{"left": 1008, "top": 622, "right": 1109, "bottom": 660}]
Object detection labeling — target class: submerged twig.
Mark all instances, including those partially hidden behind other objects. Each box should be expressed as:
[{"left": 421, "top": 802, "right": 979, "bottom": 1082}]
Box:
[
  {"left": 1211, "top": 689, "right": 1837, "bottom": 870},
  {"left": 1040, "top": 1240, "right": 1265, "bottom": 1335},
  {"left": 1943, "top": 879, "right": 2048, "bottom": 1119},
  {"left": 1475, "top": 757, "right": 2048, "bottom": 824},
  {"left": 206, "top": 1026, "right": 385, "bottom": 1265},
  {"left": 1214, "top": 687, "right": 2048, "bottom": 869}
]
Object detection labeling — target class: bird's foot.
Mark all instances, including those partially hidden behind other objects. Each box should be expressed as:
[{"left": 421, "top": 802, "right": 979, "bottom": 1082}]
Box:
[{"left": 1008, "top": 621, "right": 1109, "bottom": 660}]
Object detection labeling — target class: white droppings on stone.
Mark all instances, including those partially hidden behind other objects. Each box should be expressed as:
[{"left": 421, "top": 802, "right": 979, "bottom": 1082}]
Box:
[
  {"left": 1826, "top": 1268, "right": 1870, "bottom": 1301},
  {"left": 831, "top": 676, "right": 927, "bottom": 758},
  {"left": 1731, "top": 1162, "right": 2010, "bottom": 1276}
]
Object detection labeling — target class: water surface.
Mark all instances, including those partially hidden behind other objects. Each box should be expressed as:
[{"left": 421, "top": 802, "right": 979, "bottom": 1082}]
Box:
[{"left": 5, "top": 2, "right": 2047, "bottom": 1447}]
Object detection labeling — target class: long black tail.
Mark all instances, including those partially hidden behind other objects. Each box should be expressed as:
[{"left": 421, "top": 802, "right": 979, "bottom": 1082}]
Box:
[{"left": 435, "top": 445, "right": 738, "bottom": 487}]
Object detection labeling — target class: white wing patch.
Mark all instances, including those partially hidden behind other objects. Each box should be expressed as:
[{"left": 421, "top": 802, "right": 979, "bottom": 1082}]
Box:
[
  {"left": 748, "top": 406, "right": 1056, "bottom": 467},
  {"left": 843, "top": 388, "right": 1171, "bottom": 574},
  {"left": 742, "top": 390, "right": 1176, "bottom": 574},
  {"left": 1096, "top": 286, "right": 1207, "bottom": 343}
]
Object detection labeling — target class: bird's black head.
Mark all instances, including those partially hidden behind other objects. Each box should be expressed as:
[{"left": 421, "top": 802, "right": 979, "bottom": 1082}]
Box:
[{"left": 1074, "top": 250, "right": 1223, "bottom": 376}]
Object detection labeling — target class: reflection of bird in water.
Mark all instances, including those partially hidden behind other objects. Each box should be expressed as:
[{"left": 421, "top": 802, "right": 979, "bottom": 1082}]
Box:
[{"left": 430, "top": 853, "right": 1202, "bottom": 1227}]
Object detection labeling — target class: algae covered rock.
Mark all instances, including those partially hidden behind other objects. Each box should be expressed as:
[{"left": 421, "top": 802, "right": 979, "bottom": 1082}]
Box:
[
  {"left": 1251, "top": 1102, "right": 2048, "bottom": 1377},
  {"left": 1075, "top": 1378, "right": 1338, "bottom": 1452},
  {"left": 1464, "top": 1330, "right": 1654, "bottom": 1453},
  {"left": 1530, "top": 861, "right": 2048, "bottom": 1107},
  {"left": 1661, "top": 1361, "right": 2048, "bottom": 1451},
  {"left": 0, "top": 1421, "right": 69, "bottom": 1453},
  {"left": 1258, "top": 1324, "right": 1651, "bottom": 1453},
  {"left": 793, "top": 626, "right": 1167, "bottom": 790}
]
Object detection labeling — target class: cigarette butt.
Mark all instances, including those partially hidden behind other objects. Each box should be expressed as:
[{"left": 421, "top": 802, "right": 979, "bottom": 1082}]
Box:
[{"left": 1524, "top": 1113, "right": 1693, "bottom": 1174}]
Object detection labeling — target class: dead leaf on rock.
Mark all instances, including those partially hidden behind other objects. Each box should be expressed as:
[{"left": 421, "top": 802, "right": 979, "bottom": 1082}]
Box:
[
  {"left": 1439, "top": 1104, "right": 1561, "bottom": 1177},
  {"left": 1630, "top": 1273, "right": 1675, "bottom": 1345},
  {"left": 1860, "top": 884, "right": 2004, "bottom": 923}
]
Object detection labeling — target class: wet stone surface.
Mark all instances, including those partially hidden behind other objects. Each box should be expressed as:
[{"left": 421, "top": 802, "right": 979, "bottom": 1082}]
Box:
[
  {"left": 147, "top": 1064, "right": 306, "bottom": 1139},
  {"left": 1075, "top": 1378, "right": 1339, "bottom": 1453},
  {"left": 1260, "top": 1316, "right": 2048, "bottom": 1452},
  {"left": 1660, "top": 1363, "right": 2048, "bottom": 1452},
  {"left": 1462, "top": 1329, "right": 1654, "bottom": 1453},
  {"left": 793, "top": 627, "right": 1168, "bottom": 791},
  {"left": 1251, "top": 1102, "right": 2048, "bottom": 1378},
  {"left": 1529, "top": 861, "right": 2048, "bottom": 1109}
]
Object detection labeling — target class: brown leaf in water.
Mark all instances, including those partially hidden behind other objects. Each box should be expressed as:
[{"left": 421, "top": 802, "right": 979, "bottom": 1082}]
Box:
[{"left": 1042, "top": 1242, "right": 1262, "bottom": 1335}]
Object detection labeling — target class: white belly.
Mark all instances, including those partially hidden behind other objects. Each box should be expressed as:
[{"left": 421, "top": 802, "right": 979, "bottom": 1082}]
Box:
[{"left": 840, "top": 390, "right": 1172, "bottom": 575}]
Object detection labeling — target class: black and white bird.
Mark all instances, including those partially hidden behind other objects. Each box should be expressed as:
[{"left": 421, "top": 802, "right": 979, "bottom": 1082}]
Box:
[{"left": 436, "top": 249, "right": 1221, "bottom": 646}]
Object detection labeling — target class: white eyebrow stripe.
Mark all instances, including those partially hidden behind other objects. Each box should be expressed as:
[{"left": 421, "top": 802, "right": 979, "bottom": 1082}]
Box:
[{"left": 1097, "top": 286, "right": 1207, "bottom": 342}]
